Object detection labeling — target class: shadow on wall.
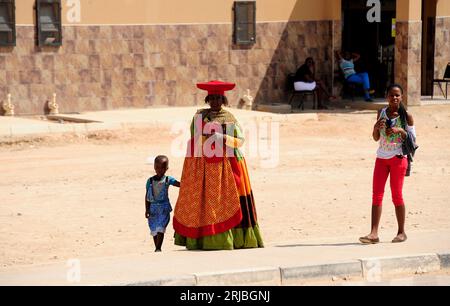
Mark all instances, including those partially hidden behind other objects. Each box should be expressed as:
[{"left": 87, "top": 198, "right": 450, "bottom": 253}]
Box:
[{"left": 253, "top": 0, "right": 334, "bottom": 106}]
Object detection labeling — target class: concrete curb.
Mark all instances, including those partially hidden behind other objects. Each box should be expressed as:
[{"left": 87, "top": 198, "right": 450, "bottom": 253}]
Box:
[
  {"left": 194, "top": 267, "right": 281, "bottom": 286},
  {"left": 438, "top": 252, "right": 450, "bottom": 268},
  {"left": 280, "top": 260, "right": 362, "bottom": 285},
  {"left": 122, "top": 251, "right": 450, "bottom": 286},
  {"left": 125, "top": 275, "right": 197, "bottom": 286},
  {"left": 360, "top": 253, "right": 441, "bottom": 278}
]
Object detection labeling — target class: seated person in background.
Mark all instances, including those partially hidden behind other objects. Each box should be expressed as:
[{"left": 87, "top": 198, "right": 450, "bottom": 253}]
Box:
[
  {"left": 335, "top": 50, "right": 374, "bottom": 102},
  {"left": 294, "top": 57, "right": 336, "bottom": 110}
]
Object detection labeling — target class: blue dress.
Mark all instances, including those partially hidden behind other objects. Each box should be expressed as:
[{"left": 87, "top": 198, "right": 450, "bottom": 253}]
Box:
[{"left": 146, "top": 175, "right": 178, "bottom": 236}]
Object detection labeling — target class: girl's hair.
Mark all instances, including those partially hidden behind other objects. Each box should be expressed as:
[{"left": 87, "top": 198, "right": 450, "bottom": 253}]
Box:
[
  {"left": 386, "top": 83, "right": 407, "bottom": 128},
  {"left": 205, "top": 94, "right": 228, "bottom": 106},
  {"left": 386, "top": 83, "right": 404, "bottom": 95}
]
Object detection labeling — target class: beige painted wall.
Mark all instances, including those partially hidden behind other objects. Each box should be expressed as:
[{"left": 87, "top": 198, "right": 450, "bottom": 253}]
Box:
[
  {"left": 16, "top": 0, "right": 341, "bottom": 25},
  {"left": 437, "top": 0, "right": 450, "bottom": 16},
  {"left": 396, "top": 0, "right": 422, "bottom": 21},
  {"left": 15, "top": 0, "right": 34, "bottom": 24}
]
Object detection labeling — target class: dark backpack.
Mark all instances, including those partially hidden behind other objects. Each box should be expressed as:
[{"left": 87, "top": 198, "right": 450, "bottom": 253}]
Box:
[{"left": 400, "top": 113, "right": 418, "bottom": 177}]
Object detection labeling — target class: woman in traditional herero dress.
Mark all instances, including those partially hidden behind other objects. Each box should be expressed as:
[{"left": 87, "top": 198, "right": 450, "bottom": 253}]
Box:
[{"left": 173, "top": 80, "right": 264, "bottom": 250}]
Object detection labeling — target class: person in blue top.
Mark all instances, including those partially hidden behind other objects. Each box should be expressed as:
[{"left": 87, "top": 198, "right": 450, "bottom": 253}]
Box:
[
  {"left": 145, "top": 155, "right": 180, "bottom": 252},
  {"left": 335, "top": 50, "right": 374, "bottom": 102}
]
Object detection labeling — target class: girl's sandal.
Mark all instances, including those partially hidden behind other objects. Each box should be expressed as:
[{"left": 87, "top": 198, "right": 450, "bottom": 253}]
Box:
[
  {"left": 359, "top": 236, "right": 380, "bottom": 244},
  {"left": 392, "top": 234, "right": 407, "bottom": 243}
]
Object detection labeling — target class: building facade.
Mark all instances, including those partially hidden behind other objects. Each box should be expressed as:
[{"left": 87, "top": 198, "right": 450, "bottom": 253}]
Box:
[{"left": 0, "top": 0, "right": 449, "bottom": 114}]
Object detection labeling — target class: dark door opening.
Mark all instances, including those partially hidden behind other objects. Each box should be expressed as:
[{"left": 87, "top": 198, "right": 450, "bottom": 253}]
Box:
[
  {"left": 342, "top": 0, "right": 396, "bottom": 98},
  {"left": 421, "top": 0, "right": 437, "bottom": 96}
]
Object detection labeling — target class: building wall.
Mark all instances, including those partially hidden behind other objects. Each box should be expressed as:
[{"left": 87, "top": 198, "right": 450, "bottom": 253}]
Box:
[
  {"left": 436, "top": 0, "right": 450, "bottom": 16},
  {"left": 396, "top": 0, "right": 422, "bottom": 21},
  {"left": 2, "top": 0, "right": 337, "bottom": 114},
  {"left": 395, "top": 21, "right": 422, "bottom": 105},
  {"left": 16, "top": 0, "right": 340, "bottom": 24},
  {"left": 395, "top": 0, "right": 422, "bottom": 105}
]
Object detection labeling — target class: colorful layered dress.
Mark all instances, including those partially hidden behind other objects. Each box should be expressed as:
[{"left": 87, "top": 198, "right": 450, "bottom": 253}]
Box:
[{"left": 173, "top": 108, "right": 264, "bottom": 250}]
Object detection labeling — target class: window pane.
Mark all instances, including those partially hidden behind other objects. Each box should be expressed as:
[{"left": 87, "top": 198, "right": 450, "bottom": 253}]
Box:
[
  {"left": 0, "top": 24, "right": 12, "bottom": 32},
  {"left": 0, "top": 3, "right": 12, "bottom": 33},
  {"left": 40, "top": 5, "right": 55, "bottom": 23},
  {"left": 37, "top": 1, "right": 62, "bottom": 46},
  {"left": 237, "top": 23, "right": 249, "bottom": 42},
  {"left": 0, "top": 4, "right": 9, "bottom": 24},
  {"left": 245, "top": 3, "right": 254, "bottom": 21},
  {"left": 0, "top": 1, "right": 14, "bottom": 45},
  {"left": 237, "top": 4, "right": 249, "bottom": 22},
  {"left": 247, "top": 22, "right": 255, "bottom": 39},
  {"left": 40, "top": 30, "right": 60, "bottom": 44},
  {"left": 0, "top": 30, "right": 12, "bottom": 42},
  {"left": 41, "top": 23, "right": 58, "bottom": 32},
  {"left": 234, "top": 2, "right": 255, "bottom": 44}
]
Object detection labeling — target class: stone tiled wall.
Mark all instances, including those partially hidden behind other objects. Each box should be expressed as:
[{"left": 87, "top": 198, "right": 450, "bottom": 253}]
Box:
[
  {"left": 331, "top": 20, "right": 342, "bottom": 97},
  {"left": 434, "top": 17, "right": 450, "bottom": 80},
  {"left": 253, "top": 21, "right": 333, "bottom": 104},
  {"left": 395, "top": 21, "right": 422, "bottom": 106},
  {"left": 0, "top": 21, "right": 333, "bottom": 114}
]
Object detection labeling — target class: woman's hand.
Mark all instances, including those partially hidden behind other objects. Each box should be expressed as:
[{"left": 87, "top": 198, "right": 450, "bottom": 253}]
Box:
[
  {"left": 374, "top": 118, "right": 386, "bottom": 131},
  {"left": 386, "top": 127, "right": 400, "bottom": 135},
  {"left": 210, "top": 131, "right": 225, "bottom": 141},
  {"left": 386, "top": 127, "right": 406, "bottom": 138}
]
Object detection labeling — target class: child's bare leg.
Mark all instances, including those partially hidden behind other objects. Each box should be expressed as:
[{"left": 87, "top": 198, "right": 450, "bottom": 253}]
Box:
[
  {"left": 155, "top": 233, "right": 164, "bottom": 251},
  {"left": 153, "top": 235, "right": 158, "bottom": 250}
]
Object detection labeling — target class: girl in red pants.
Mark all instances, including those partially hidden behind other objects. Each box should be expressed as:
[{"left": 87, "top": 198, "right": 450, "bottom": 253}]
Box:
[{"left": 359, "top": 84, "right": 415, "bottom": 244}]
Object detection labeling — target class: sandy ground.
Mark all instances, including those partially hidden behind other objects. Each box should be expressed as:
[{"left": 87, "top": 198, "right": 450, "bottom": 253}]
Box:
[{"left": 1, "top": 104, "right": 450, "bottom": 269}]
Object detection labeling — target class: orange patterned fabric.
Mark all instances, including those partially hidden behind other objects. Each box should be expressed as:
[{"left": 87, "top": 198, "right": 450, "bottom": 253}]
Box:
[
  {"left": 173, "top": 157, "right": 242, "bottom": 237},
  {"left": 229, "top": 158, "right": 253, "bottom": 197}
]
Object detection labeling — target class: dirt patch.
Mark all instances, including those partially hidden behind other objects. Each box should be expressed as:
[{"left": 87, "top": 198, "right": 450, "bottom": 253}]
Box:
[
  {"left": 0, "top": 105, "right": 449, "bottom": 268},
  {"left": 0, "top": 128, "right": 174, "bottom": 151}
]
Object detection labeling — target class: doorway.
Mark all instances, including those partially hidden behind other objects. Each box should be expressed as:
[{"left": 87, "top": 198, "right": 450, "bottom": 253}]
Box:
[
  {"left": 421, "top": 0, "right": 437, "bottom": 96},
  {"left": 342, "top": 0, "right": 396, "bottom": 98}
]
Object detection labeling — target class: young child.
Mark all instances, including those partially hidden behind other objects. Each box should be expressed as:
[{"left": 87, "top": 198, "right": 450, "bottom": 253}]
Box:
[{"left": 145, "top": 155, "right": 180, "bottom": 252}]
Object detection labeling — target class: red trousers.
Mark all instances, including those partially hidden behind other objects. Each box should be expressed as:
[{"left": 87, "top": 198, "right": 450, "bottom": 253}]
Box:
[{"left": 372, "top": 156, "right": 408, "bottom": 206}]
